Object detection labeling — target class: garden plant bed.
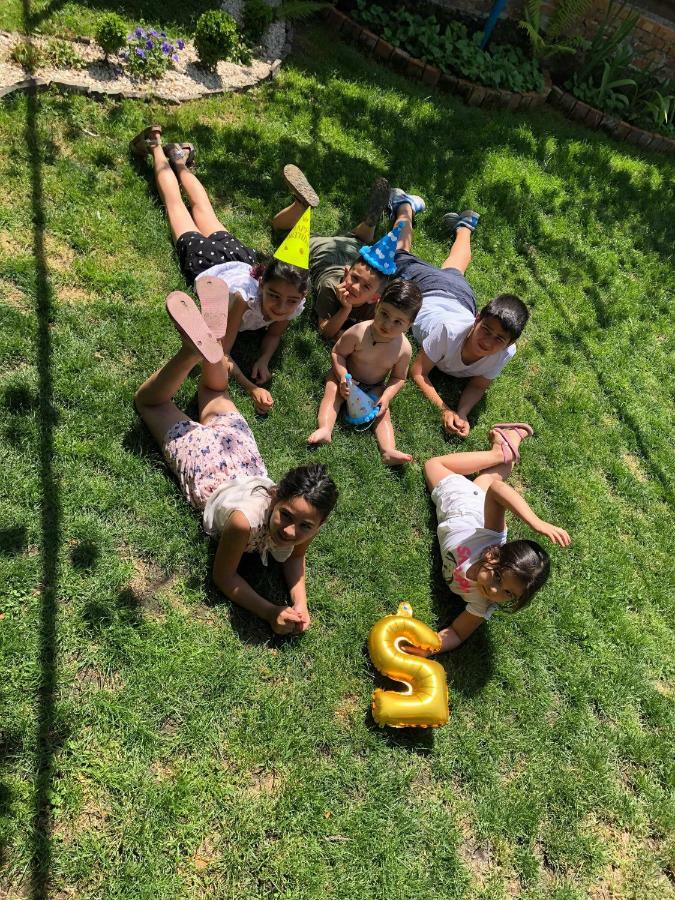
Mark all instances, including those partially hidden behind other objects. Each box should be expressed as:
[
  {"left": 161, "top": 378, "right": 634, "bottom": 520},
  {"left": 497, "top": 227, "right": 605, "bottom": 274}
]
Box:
[
  {"left": 0, "top": 24, "right": 290, "bottom": 104},
  {"left": 326, "top": 7, "right": 550, "bottom": 112},
  {"left": 549, "top": 85, "right": 675, "bottom": 154},
  {"left": 326, "top": 6, "right": 673, "bottom": 154}
]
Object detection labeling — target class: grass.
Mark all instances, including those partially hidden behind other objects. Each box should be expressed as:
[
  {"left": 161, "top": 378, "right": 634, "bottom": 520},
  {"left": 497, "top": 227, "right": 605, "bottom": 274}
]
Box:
[{"left": 1, "top": 16, "right": 674, "bottom": 900}]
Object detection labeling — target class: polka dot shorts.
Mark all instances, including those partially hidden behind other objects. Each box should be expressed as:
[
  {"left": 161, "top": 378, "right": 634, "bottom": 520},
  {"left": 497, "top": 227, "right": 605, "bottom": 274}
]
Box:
[{"left": 176, "top": 229, "right": 257, "bottom": 285}]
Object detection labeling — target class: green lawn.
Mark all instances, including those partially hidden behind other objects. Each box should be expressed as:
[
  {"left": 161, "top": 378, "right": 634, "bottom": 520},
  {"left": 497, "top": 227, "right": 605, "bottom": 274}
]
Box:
[{"left": 1, "top": 16, "right": 674, "bottom": 900}]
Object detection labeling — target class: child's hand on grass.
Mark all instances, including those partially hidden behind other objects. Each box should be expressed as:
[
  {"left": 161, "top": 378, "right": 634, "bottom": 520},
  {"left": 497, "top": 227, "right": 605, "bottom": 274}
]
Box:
[
  {"left": 271, "top": 607, "right": 304, "bottom": 635},
  {"left": 442, "top": 408, "right": 470, "bottom": 437},
  {"left": 293, "top": 603, "right": 311, "bottom": 633},
  {"left": 533, "top": 519, "right": 571, "bottom": 547},
  {"left": 250, "top": 386, "right": 273, "bottom": 414},
  {"left": 251, "top": 359, "right": 271, "bottom": 385}
]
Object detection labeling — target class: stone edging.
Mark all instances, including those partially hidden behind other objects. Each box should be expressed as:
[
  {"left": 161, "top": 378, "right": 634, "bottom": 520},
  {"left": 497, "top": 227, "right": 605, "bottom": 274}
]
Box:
[
  {"left": 0, "top": 27, "right": 291, "bottom": 105},
  {"left": 326, "top": 7, "right": 674, "bottom": 155},
  {"left": 548, "top": 85, "right": 675, "bottom": 154}
]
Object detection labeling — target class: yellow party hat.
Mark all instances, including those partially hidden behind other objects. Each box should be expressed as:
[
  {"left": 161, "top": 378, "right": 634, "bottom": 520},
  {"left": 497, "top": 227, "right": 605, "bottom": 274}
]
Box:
[{"left": 274, "top": 206, "right": 311, "bottom": 269}]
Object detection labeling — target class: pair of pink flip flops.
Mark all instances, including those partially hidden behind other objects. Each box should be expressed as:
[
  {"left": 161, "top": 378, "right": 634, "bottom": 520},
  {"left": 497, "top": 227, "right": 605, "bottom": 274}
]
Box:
[
  {"left": 165, "top": 276, "right": 229, "bottom": 363},
  {"left": 492, "top": 423, "right": 534, "bottom": 463}
]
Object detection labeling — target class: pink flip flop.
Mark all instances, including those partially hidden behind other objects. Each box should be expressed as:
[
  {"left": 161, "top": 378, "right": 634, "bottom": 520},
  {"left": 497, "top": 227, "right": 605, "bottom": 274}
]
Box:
[
  {"left": 492, "top": 422, "right": 534, "bottom": 463},
  {"left": 195, "top": 276, "right": 229, "bottom": 340},
  {"left": 165, "top": 291, "right": 223, "bottom": 363}
]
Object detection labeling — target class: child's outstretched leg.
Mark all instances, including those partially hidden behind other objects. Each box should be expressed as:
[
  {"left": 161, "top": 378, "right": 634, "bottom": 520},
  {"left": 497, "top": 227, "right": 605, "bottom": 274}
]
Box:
[
  {"left": 170, "top": 151, "right": 228, "bottom": 238},
  {"left": 149, "top": 143, "right": 197, "bottom": 241},
  {"left": 373, "top": 410, "right": 413, "bottom": 467},
  {"left": 307, "top": 376, "right": 343, "bottom": 445},
  {"left": 350, "top": 177, "right": 391, "bottom": 243},
  {"left": 440, "top": 211, "right": 480, "bottom": 275},
  {"left": 423, "top": 425, "right": 532, "bottom": 492},
  {"left": 271, "top": 165, "right": 320, "bottom": 231}
]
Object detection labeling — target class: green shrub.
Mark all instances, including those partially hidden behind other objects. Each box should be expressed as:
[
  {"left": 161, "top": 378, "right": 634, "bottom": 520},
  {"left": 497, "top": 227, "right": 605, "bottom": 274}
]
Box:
[
  {"left": 242, "top": 0, "right": 274, "bottom": 43},
  {"left": 96, "top": 13, "right": 127, "bottom": 58},
  {"left": 194, "top": 10, "right": 251, "bottom": 69}
]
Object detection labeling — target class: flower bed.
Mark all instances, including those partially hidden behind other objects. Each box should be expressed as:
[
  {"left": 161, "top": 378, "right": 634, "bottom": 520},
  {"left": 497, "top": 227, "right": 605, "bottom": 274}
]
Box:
[
  {"left": 0, "top": 23, "right": 290, "bottom": 104},
  {"left": 325, "top": 6, "right": 674, "bottom": 154},
  {"left": 326, "top": 6, "right": 550, "bottom": 112}
]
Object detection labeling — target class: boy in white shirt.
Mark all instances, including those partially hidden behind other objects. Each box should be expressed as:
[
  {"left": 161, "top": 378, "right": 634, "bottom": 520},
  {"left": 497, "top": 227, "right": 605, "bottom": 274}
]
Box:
[{"left": 389, "top": 194, "right": 530, "bottom": 437}]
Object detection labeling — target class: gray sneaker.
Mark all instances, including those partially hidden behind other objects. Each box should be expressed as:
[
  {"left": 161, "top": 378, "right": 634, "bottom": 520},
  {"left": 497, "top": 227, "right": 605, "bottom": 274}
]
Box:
[
  {"left": 283, "top": 164, "right": 320, "bottom": 208},
  {"left": 363, "top": 177, "right": 391, "bottom": 227},
  {"left": 442, "top": 210, "right": 480, "bottom": 233}
]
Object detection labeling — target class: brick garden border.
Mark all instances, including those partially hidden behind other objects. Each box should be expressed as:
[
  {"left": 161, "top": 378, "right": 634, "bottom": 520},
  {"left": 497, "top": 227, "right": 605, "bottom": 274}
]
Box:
[{"left": 327, "top": 6, "right": 674, "bottom": 155}]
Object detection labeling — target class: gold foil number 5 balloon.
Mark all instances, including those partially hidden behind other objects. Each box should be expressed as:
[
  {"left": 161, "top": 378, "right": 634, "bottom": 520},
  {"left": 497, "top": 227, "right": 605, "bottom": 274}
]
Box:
[{"left": 368, "top": 603, "right": 449, "bottom": 728}]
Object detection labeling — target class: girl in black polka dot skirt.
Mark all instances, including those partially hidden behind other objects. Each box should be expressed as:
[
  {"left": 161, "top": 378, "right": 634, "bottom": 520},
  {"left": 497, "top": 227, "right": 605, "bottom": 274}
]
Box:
[{"left": 131, "top": 126, "right": 313, "bottom": 385}]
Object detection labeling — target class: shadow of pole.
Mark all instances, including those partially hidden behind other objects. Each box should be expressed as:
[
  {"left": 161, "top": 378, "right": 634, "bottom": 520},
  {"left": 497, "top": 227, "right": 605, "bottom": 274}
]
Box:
[{"left": 22, "top": 2, "right": 60, "bottom": 895}]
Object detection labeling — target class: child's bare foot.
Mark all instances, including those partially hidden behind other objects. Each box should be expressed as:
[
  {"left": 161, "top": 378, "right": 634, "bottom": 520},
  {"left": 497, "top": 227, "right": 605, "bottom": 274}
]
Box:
[
  {"left": 381, "top": 449, "right": 413, "bottom": 466},
  {"left": 307, "top": 427, "right": 333, "bottom": 446},
  {"left": 165, "top": 291, "right": 223, "bottom": 363},
  {"left": 195, "top": 276, "right": 229, "bottom": 339}
]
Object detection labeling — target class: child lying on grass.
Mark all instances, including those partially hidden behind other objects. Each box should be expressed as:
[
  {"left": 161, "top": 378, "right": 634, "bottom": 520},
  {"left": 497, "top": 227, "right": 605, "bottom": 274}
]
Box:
[
  {"left": 307, "top": 279, "right": 422, "bottom": 466},
  {"left": 416, "top": 424, "right": 570, "bottom": 652},
  {"left": 134, "top": 289, "right": 338, "bottom": 635},
  {"left": 272, "top": 173, "right": 427, "bottom": 342},
  {"left": 131, "top": 126, "right": 311, "bottom": 385}
]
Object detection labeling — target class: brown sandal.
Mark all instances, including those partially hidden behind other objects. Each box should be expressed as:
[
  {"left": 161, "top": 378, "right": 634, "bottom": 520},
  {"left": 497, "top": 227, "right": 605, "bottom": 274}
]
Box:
[
  {"left": 129, "top": 124, "right": 162, "bottom": 158},
  {"left": 163, "top": 142, "right": 195, "bottom": 170}
]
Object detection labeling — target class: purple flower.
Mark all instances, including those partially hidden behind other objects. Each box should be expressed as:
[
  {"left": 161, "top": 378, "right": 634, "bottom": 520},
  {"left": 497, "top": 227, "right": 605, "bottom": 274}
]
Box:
[
  {"left": 161, "top": 41, "right": 172, "bottom": 53},
  {"left": 134, "top": 27, "right": 145, "bottom": 38},
  {"left": 172, "top": 53, "right": 179, "bottom": 62},
  {"left": 149, "top": 29, "right": 158, "bottom": 36},
  {"left": 146, "top": 39, "right": 154, "bottom": 49},
  {"left": 135, "top": 48, "right": 146, "bottom": 58},
  {"left": 177, "top": 39, "right": 185, "bottom": 50},
  {"left": 160, "top": 31, "right": 167, "bottom": 37}
]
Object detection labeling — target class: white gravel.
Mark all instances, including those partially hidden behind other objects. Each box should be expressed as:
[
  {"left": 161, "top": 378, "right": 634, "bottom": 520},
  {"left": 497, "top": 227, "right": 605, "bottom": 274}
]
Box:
[{"left": 0, "top": 11, "right": 289, "bottom": 103}]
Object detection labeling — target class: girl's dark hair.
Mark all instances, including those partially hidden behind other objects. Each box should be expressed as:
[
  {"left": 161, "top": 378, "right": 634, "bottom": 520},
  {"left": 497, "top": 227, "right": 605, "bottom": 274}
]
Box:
[
  {"left": 251, "top": 258, "right": 310, "bottom": 295},
  {"left": 275, "top": 464, "right": 338, "bottom": 521},
  {"left": 482, "top": 539, "right": 551, "bottom": 611}
]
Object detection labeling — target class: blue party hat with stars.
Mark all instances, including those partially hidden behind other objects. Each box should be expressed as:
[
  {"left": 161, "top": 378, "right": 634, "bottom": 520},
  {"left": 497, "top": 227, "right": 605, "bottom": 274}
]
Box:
[{"left": 358, "top": 220, "right": 405, "bottom": 276}]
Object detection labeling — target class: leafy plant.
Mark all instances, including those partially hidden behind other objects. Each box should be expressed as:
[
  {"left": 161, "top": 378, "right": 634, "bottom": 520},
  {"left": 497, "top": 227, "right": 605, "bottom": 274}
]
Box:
[
  {"left": 194, "top": 9, "right": 251, "bottom": 69},
  {"left": 643, "top": 89, "right": 675, "bottom": 131},
  {"left": 520, "top": 0, "right": 592, "bottom": 60},
  {"left": 11, "top": 40, "right": 45, "bottom": 72},
  {"left": 353, "top": 3, "right": 544, "bottom": 94},
  {"left": 121, "top": 27, "right": 186, "bottom": 80},
  {"left": 44, "top": 38, "right": 85, "bottom": 69},
  {"left": 574, "top": 0, "right": 639, "bottom": 83},
  {"left": 96, "top": 12, "right": 127, "bottom": 59}
]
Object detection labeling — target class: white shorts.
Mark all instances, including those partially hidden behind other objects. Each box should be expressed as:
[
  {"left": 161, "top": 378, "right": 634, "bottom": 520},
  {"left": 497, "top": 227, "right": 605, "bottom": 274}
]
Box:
[{"left": 431, "top": 474, "right": 486, "bottom": 542}]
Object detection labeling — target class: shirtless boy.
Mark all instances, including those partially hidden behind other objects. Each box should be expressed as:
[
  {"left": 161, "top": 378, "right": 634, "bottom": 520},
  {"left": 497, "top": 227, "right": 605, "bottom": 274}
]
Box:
[{"left": 307, "top": 281, "right": 423, "bottom": 466}]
